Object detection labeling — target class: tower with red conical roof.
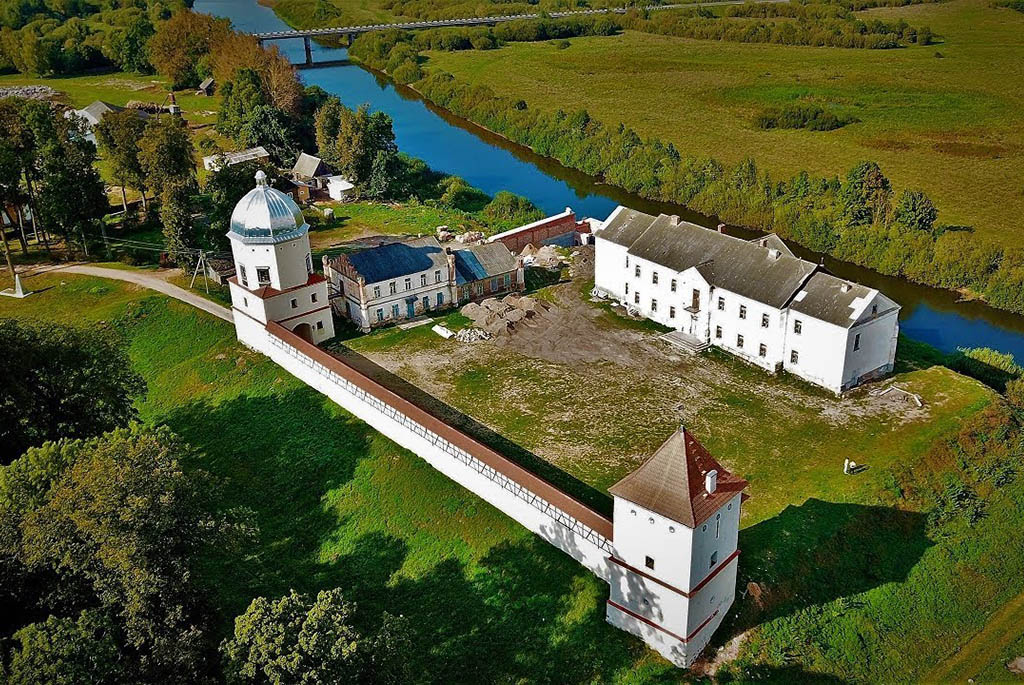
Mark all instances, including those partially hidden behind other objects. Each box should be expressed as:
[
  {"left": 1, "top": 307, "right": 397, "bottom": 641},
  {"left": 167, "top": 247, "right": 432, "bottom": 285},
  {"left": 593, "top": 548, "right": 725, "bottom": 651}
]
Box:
[{"left": 606, "top": 425, "right": 747, "bottom": 667}]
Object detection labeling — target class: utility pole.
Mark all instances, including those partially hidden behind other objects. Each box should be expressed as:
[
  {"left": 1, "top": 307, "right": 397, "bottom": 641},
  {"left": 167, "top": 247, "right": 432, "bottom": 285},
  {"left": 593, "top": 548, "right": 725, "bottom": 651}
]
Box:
[{"left": 189, "top": 250, "right": 210, "bottom": 294}]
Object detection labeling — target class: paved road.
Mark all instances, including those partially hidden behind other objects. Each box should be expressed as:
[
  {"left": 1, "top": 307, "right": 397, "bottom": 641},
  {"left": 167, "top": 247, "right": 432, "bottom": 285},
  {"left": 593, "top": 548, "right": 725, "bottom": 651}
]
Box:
[
  {"left": 253, "top": 0, "right": 791, "bottom": 39},
  {"left": 924, "top": 589, "right": 1024, "bottom": 683},
  {"left": 54, "top": 265, "right": 233, "bottom": 323}
]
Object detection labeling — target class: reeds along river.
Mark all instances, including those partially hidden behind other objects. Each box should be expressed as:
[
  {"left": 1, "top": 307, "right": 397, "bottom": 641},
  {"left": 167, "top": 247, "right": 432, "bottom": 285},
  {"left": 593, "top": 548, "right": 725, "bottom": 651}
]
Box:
[{"left": 196, "top": 0, "right": 1024, "bottom": 359}]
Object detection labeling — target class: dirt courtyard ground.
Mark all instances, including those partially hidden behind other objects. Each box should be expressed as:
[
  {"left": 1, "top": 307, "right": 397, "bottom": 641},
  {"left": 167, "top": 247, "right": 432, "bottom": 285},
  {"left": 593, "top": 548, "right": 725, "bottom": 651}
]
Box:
[{"left": 345, "top": 251, "right": 993, "bottom": 524}]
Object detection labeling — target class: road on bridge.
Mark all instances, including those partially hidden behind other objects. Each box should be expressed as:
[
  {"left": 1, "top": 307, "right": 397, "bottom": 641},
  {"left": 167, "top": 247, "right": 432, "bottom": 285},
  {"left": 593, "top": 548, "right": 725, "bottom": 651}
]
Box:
[{"left": 252, "top": 0, "right": 790, "bottom": 40}]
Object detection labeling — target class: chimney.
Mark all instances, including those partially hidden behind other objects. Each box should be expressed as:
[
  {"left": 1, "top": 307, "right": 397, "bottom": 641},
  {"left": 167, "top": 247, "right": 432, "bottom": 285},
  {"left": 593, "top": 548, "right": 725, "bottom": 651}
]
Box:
[
  {"left": 669, "top": 215, "right": 680, "bottom": 226},
  {"left": 768, "top": 248, "right": 781, "bottom": 260},
  {"left": 705, "top": 469, "right": 718, "bottom": 495},
  {"left": 717, "top": 223, "right": 726, "bottom": 233},
  {"left": 841, "top": 283, "right": 852, "bottom": 293}
]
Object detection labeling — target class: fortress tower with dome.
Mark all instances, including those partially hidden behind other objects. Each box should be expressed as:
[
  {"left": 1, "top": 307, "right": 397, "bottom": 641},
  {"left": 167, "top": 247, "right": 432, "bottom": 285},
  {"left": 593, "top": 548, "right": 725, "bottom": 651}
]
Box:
[{"left": 227, "top": 171, "right": 334, "bottom": 346}]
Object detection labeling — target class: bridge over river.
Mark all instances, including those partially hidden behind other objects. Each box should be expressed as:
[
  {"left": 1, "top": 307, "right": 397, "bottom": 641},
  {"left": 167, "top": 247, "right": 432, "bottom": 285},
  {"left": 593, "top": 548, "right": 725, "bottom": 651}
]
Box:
[{"left": 252, "top": 0, "right": 790, "bottom": 64}]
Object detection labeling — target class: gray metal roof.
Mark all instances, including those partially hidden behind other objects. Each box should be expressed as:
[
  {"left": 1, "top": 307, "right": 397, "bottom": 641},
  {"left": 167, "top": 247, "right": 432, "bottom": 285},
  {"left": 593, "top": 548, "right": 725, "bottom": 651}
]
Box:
[
  {"left": 292, "top": 152, "right": 330, "bottom": 179},
  {"left": 453, "top": 243, "right": 517, "bottom": 284},
  {"left": 227, "top": 171, "right": 309, "bottom": 244},
  {"left": 599, "top": 207, "right": 818, "bottom": 309},
  {"left": 789, "top": 271, "right": 899, "bottom": 328},
  {"left": 347, "top": 236, "right": 448, "bottom": 284},
  {"left": 609, "top": 427, "right": 747, "bottom": 528},
  {"left": 596, "top": 206, "right": 659, "bottom": 247}
]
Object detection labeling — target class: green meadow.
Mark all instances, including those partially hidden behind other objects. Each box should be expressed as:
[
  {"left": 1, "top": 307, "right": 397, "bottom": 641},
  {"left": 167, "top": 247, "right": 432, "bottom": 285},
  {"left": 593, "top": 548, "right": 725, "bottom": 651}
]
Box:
[
  {"left": 425, "top": 0, "right": 1024, "bottom": 248},
  {"left": 4, "top": 270, "right": 1024, "bottom": 681}
]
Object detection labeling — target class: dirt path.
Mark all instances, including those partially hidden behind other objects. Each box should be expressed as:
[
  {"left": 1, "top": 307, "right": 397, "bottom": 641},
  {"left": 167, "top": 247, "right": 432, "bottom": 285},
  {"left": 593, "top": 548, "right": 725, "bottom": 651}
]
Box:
[
  {"left": 50, "top": 265, "right": 233, "bottom": 323},
  {"left": 924, "top": 590, "right": 1024, "bottom": 683}
]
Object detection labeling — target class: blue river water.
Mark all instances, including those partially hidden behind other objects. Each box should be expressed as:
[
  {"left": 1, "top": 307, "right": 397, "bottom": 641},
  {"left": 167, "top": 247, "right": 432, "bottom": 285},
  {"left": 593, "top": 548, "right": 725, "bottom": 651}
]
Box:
[{"left": 196, "top": 0, "right": 1024, "bottom": 359}]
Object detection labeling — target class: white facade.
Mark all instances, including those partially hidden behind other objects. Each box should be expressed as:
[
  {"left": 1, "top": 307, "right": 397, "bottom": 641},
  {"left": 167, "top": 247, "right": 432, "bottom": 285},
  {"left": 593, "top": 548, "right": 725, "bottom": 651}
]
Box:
[
  {"left": 227, "top": 171, "right": 334, "bottom": 345},
  {"left": 594, "top": 206, "right": 900, "bottom": 393}
]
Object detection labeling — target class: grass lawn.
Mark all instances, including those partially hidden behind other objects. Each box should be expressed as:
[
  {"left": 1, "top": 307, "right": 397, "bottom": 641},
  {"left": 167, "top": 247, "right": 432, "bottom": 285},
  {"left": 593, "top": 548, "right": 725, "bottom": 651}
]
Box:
[
  {"left": 425, "top": 0, "right": 1024, "bottom": 248},
  {"left": 4, "top": 270, "right": 1024, "bottom": 681}
]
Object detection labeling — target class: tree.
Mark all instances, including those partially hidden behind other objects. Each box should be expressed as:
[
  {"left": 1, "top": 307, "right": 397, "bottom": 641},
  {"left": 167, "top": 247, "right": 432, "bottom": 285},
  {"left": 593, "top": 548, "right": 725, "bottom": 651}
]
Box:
[
  {"left": 221, "top": 589, "right": 410, "bottom": 684},
  {"left": 107, "top": 13, "right": 154, "bottom": 74},
  {"left": 160, "top": 178, "right": 198, "bottom": 266},
  {"left": 95, "top": 109, "right": 150, "bottom": 214},
  {"left": 139, "top": 116, "right": 195, "bottom": 197},
  {"left": 209, "top": 33, "right": 303, "bottom": 117},
  {"left": 6, "top": 610, "right": 130, "bottom": 685},
  {"left": 0, "top": 319, "right": 146, "bottom": 463},
  {"left": 217, "top": 69, "right": 298, "bottom": 162},
  {"left": 893, "top": 189, "right": 938, "bottom": 234},
  {"left": 0, "top": 98, "right": 44, "bottom": 253},
  {"left": 15, "top": 426, "right": 255, "bottom": 682},
  {"left": 482, "top": 191, "right": 543, "bottom": 228},
  {"left": 842, "top": 161, "right": 892, "bottom": 226},
  {"left": 25, "top": 104, "right": 107, "bottom": 255},
  {"left": 148, "top": 10, "right": 230, "bottom": 89},
  {"left": 203, "top": 160, "right": 279, "bottom": 251},
  {"left": 366, "top": 149, "right": 396, "bottom": 200},
  {"left": 314, "top": 100, "right": 397, "bottom": 188}
]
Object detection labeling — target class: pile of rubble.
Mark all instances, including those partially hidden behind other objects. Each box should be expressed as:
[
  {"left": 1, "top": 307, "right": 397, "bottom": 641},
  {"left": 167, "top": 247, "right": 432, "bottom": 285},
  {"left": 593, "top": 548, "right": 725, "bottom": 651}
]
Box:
[
  {"left": 453, "top": 327, "right": 492, "bottom": 343},
  {"left": 520, "top": 243, "right": 564, "bottom": 269},
  {"left": 460, "top": 294, "right": 549, "bottom": 337},
  {"left": 0, "top": 85, "right": 59, "bottom": 100},
  {"left": 436, "top": 226, "right": 486, "bottom": 244}
]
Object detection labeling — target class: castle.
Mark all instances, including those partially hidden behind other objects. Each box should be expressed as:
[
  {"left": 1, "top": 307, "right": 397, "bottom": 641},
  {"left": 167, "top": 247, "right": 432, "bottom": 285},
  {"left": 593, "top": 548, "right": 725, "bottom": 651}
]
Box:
[{"left": 225, "top": 173, "right": 747, "bottom": 667}]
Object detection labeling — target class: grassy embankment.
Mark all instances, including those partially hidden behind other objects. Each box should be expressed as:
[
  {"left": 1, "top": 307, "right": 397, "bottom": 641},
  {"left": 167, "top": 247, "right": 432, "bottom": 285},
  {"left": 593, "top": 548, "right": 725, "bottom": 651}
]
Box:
[
  {"left": 425, "top": 0, "right": 1024, "bottom": 249},
  {"left": 3, "top": 270, "right": 1024, "bottom": 680}
]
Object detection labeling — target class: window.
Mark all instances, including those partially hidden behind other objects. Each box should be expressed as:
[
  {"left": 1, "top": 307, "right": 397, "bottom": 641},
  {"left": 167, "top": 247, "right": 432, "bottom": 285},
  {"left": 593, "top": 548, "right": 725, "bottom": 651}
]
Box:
[
  {"left": 290, "top": 298, "right": 297, "bottom": 309},
  {"left": 391, "top": 303, "right": 400, "bottom": 318},
  {"left": 715, "top": 326, "right": 722, "bottom": 339},
  {"left": 670, "top": 279, "right": 677, "bottom": 292},
  {"left": 669, "top": 306, "right": 676, "bottom": 319},
  {"left": 791, "top": 350, "right": 799, "bottom": 364},
  {"left": 645, "top": 556, "right": 655, "bottom": 570},
  {"left": 305, "top": 254, "right": 313, "bottom": 274},
  {"left": 625, "top": 256, "right": 629, "bottom": 268},
  {"left": 243, "top": 297, "right": 248, "bottom": 307},
  {"left": 854, "top": 333, "right": 861, "bottom": 351},
  {"left": 794, "top": 319, "right": 802, "bottom": 334},
  {"left": 717, "top": 296, "right": 725, "bottom": 311},
  {"left": 475, "top": 283, "right": 483, "bottom": 295},
  {"left": 404, "top": 278, "right": 411, "bottom": 291},
  {"left": 239, "top": 265, "right": 248, "bottom": 287},
  {"left": 759, "top": 343, "right": 767, "bottom": 357},
  {"left": 504, "top": 273, "right": 511, "bottom": 287},
  {"left": 376, "top": 308, "right": 384, "bottom": 322},
  {"left": 651, "top": 299, "right": 657, "bottom": 312},
  {"left": 761, "top": 313, "right": 769, "bottom": 328},
  {"left": 634, "top": 292, "right": 640, "bottom": 305},
  {"left": 634, "top": 265, "right": 641, "bottom": 278},
  {"left": 490, "top": 277, "right": 499, "bottom": 291},
  {"left": 373, "top": 285, "right": 381, "bottom": 298},
  {"left": 420, "top": 274, "right": 427, "bottom": 287},
  {"left": 316, "top": 320, "right": 323, "bottom": 330},
  {"left": 625, "top": 283, "right": 629, "bottom": 295},
  {"left": 311, "top": 292, "right": 318, "bottom": 303},
  {"left": 256, "top": 267, "right": 271, "bottom": 286},
  {"left": 737, "top": 334, "right": 744, "bottom": 348},
  {"left": 422, "top": 296, "right": 430, "bottom": 310},
  {"left": 716, "top": 513, "right": 721, "bottom": 538},
  {"left": 435, "top": 270, "right": 442, "bottom": 283},
  {"left": 739, "top": 305, "right": 747, "bottom": 320},
  {"left": 389, "top": 282, "right": 396, "bottom": 295},
  {"left": 710, "top": 550, "right": 718, "bottom": 569},
  {"left": 652, "top": 271, "right": 659, "bottom": 285},
  {"left": 872, "top": 304, "right": 878, "bottom": 315},
  {"left": 436, "top": 292, "right": 444, "bottom": 306}
]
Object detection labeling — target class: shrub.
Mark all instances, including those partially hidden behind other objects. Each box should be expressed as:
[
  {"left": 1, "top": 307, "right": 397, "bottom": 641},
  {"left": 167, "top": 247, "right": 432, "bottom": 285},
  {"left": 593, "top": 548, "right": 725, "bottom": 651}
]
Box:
[{"left": 755, "top": 104, "right": 857, "bottom": 131}]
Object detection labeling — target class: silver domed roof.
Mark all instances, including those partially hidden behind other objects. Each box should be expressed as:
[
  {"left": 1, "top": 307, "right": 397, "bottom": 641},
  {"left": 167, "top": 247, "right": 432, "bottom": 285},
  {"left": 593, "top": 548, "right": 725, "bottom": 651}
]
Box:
[{"left": 227, "top": 171, "right": 309, "bottom": 244}]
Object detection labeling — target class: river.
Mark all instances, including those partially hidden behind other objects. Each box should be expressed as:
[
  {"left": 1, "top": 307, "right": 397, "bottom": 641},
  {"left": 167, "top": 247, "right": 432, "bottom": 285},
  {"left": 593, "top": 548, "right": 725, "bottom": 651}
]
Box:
[{"left": 195, "top": 0, "right": 1024, "bottom": 359}]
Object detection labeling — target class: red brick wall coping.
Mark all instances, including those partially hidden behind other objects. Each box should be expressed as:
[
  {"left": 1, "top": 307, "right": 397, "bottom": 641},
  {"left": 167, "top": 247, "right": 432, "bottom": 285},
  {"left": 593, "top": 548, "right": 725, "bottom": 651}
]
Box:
[{"left": 265, "top": 322, "right": 615, "bottom": 540}]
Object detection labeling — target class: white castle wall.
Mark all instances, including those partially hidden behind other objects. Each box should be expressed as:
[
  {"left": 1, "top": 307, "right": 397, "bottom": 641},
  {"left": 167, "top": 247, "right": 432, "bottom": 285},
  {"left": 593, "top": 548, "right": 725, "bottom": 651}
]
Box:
[{"left": 234, "top": 313, "right": 614, "bottom": 579}]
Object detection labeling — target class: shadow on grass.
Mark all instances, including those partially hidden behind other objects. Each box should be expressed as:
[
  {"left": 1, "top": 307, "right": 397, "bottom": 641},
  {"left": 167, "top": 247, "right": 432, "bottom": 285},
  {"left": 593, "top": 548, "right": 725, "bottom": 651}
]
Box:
[
  {"left": 161, "top": 389, "right": 653, "bottom": 681},
  {"left": 729, "top": 498, "right": 931, "bottom": 632},
  {"left": 332, "top": 344, "right": 613, "bottom": 517}
]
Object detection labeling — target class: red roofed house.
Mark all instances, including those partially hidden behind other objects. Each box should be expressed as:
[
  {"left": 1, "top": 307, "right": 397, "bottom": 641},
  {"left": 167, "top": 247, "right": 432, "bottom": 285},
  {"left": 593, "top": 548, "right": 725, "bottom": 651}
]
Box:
[{"left": 606, "top": 425, "right": 748, "bottom": 667}]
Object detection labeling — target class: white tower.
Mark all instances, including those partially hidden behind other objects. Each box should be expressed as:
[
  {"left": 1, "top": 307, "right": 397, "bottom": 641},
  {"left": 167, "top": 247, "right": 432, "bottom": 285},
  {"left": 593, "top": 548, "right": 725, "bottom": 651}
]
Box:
[
  {"left": 227, "top": 171, "right": 334, "bottom": 347},
  {"left": 606, "top": 426, "right": 747, "bottom": 667}
]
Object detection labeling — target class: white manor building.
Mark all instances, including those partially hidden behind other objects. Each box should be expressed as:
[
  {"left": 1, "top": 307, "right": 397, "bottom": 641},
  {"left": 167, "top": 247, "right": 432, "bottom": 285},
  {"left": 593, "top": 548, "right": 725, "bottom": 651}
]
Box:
[
  {"left": 593, "top": 206, "right": 900, "bottom": 393},
  {"left": 227, "top": 171, "right": 335, "bottom": 345}
]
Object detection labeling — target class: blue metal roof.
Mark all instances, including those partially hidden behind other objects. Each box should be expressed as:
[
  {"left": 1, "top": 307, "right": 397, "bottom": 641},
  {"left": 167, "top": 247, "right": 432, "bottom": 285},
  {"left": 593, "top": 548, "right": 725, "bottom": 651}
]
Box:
[{"left": 347, "top": 237, "right": 447, "bottom": 284}]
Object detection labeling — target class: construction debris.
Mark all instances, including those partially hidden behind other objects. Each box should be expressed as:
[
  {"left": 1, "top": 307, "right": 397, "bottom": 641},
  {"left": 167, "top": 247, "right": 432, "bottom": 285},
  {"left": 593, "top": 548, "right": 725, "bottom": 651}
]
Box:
[
  {"left": 459, "top": 294, "right": 551, "bottom": 337},
  {"left": 0, "top": 85, "right": 59, "bottom": 100},
  {"left": 436, "top": 226, "right": 454, "bottom": 242},
  {"left": 432, "top": 324, "right": 454, "bottom": 339},
  {"left": 521, "top": 243, "right": 564, "bottom": 269},
  {"left": 454, "top": 327, "right": 491, "bottom": 343},
  {"left": 455, "top": 230, "right": 485, "bottom": 244},
  {"left": 870, "top": 384, "right": 924, "bottom": 407}
]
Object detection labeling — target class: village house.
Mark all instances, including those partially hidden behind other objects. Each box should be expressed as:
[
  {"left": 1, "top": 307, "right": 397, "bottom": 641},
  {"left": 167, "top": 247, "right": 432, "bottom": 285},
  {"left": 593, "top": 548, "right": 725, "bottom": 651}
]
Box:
[
  {"left": 196, "top": 77, "right": 215, "bottom": 96},
  {"left": 593, "top": 206, "right": 900, "bottom": 393},
  {"left": 289, "top": 152, "right": 333, "bottom": 202},
  {"left": 324, "top": 236, "right": 523, "bottom": 330},
  {"left": 68, "top": 100, "right": 149, "bottom": 145},
  {"left": 202, "top": 146, "right": 271, "bottom": 172}
]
